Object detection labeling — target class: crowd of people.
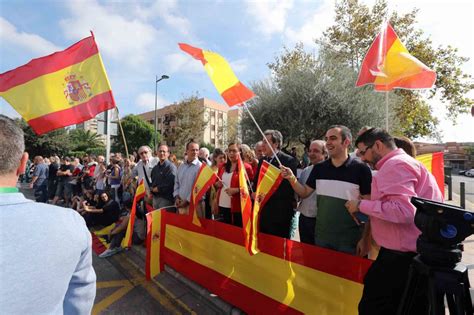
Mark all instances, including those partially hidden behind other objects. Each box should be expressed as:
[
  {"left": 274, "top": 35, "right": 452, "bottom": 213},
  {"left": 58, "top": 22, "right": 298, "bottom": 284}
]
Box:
[{"left": 18, "top": 121, "right": 443, "bottom": 315}]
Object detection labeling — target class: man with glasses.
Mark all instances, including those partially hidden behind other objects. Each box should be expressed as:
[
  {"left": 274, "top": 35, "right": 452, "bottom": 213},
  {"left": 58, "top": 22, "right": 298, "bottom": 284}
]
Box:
[
  {"left": 344, "top": 128, "right": 443, "bottom": 315},
  {"left": 132, "top": 145, "right": 158, "bottom": 196},
  {"left": 281, "top": 125, "right": 372, "bottom": 255},
  {"left": 151, "top": 145, "right": 177, "bottom": 211}
]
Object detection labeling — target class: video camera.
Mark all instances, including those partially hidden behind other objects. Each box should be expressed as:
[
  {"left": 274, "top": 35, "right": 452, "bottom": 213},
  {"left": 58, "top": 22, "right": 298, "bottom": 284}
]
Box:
[{"left": 412, "top": 197, "right": 474, "bottom": 266}]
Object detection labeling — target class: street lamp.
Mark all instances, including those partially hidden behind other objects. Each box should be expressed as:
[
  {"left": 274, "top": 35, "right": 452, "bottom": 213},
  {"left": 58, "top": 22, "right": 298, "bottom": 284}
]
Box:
[{"left": 154, "top": 74, "right": 169, "bottom": 151}]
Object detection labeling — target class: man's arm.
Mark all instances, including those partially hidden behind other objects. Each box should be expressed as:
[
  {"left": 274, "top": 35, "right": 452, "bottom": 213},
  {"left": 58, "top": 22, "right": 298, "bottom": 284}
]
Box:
[
  {"left": 63, "top": 215, "right": 96, "bottom": 314},
  {"left": 280, "top": 165, "right": 314, "bottom": 198}
]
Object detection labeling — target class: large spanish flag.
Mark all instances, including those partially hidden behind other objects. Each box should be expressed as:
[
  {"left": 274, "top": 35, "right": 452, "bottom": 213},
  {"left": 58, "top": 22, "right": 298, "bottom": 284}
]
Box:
[
  {"left": 178, "top": 43, "right": 255, "bottom": 106},
  {"left": 189, "top": 163, "right": 218, "bottom": 227},
  {"left": 416, "top": 152, "right": 445, "bottom": 196},
  {"left": 356, "top": 23, "right": 436, "bottom": 91},
  {"left": 0, "top": 34, "right": 115, "bottom": 134},
  {"left": 237, "top": 157, "right": 253, "bottom": 254},
  {"left": 250, "top": 161, "right": 283, "bottom": 254},
  {"left": 122, "top": 179, "right": 146, "bottom": 248}
]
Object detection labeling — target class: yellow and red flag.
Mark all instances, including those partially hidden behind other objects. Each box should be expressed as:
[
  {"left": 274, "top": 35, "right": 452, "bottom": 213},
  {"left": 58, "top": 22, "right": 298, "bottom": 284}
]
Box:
[
  {"left": 146, "top": 209, "right": 163, "bottom": 280},
  {"left": 356, "top": 23, "right": 436, "bottom": 91},
  {"left": 189, "top": 163, "right": 218, "bottom": 226},
  {"left": 0, "top": 34, "right": 115, "bottom": 134},
  {"left": 250, "top": 161, "right": 283, "bottom": 255},
  {"left": 178, "top": 43, "right": 255, "bottom": 106},
  {"left": 237, "top": 157, "right": 253, "bottom": 254},
  {"left": 416, "top": 152, "right": 445, "bottom": 196},
  {"left": 122, "top": 179, "right": 146, "bottom": 248}
]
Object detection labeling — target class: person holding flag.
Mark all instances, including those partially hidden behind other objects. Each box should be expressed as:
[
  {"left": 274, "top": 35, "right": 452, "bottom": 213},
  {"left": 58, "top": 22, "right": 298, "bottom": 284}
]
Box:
[
  {"left": 174, "top": 140, "right": 202, "bottom": 215},
  {"left": 215, "top": 142, "right": 254, "bottom": 226},
  {"left": 253, "top": 130, "right": 298, "bottom": 239}
]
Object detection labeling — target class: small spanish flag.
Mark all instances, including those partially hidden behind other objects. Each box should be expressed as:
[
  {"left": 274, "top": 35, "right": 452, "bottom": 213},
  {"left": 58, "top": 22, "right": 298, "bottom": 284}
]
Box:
[
  {"left": 189, "top": 164, "right": 218, "bottom": 226},
  {"left": 237, "top": 157, "right": 253, "bottom": 254},
  {"left": 250, "top": 161, "right": 283, "bottom": 255},
  {"left": 178, "top": 43, "right": 255, "bottom": 106},
  {"left": 122, "top": 179, "right": 146, "bottom": 248},
  {"left": 416, "top": 152, "right": 445, "bottom": 196},
  {"left": 356, "top": 23, "right": 436, "bottom": 91},
  {"left": 145, "top": 209, "right": 163, "bottom": 280},
  {"left": 0, "top": 34, "right": 115, "bottom": 134}
]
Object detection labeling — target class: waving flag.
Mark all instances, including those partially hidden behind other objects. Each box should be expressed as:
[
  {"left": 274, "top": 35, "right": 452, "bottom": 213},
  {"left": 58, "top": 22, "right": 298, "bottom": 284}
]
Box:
[
  {"left": 250, "top": 161, "right": 283, "bottom": 254},
  {"left": 179, "top": 43, "right": 255, "bottom": 106},
  {"left": 237, "top": 157, "right": 253, "bottom": 254},
  {"left": 189, "top": 164, "right": 218, "bottom": 226},
  {"left": 122, "top": 179, "right": 146, "bottom": 248},
  {"left": 145, "top": 209, "right": 163, "bottom": 280},
  {"left": 416, "top": 152, "right": 445, "bottom": 196},
  {"left": 356, "top": 23, "right": 436, "bottom": 91},
  {"left": 0, "top": 34, "right": 115, "bottom": 134}
]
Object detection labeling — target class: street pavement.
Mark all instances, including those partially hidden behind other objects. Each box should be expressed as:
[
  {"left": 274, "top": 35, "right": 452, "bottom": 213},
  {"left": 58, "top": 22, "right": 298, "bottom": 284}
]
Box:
[{"left": 451, "top": 174, "right": 474, "bottom": 205}]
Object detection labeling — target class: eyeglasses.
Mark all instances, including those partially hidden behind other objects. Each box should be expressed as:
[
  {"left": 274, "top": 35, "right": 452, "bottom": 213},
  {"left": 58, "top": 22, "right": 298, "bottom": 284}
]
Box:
[
  {"left": 358, "top": 143, "right": 374, "bottom": 156},
  {"left": 139, "top": 151, "right": 149, "bottom": 155},
  {"left": 157, "top": 150, "right": 167, "bottom": 153}
]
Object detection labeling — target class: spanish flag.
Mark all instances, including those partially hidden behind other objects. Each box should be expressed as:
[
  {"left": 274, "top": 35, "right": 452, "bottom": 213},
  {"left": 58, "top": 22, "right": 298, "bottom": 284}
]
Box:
[
  {"left": 146, "top": 209, "right": 163, "bottom": 280},
  {"left": 189, "top": 164, "right": 218, "bottom": 227},
  {"left": 416, "top": 152, "right": 445, "bottom": 196},
  {"left": 356, "top": 23, "right": 436, "bottom": 91},
  {"left": 0, "top": 34, "right": 115, "bottom": 134},
  {"left": 237, "top": 157, "right": 253, "bottom": 254},
  {"left": 122, "top": 179, "right": 146, "bottom": 248},
  {"left": 250, "top": 161, "right": 283, "bottom": 255},
  {"left": 178, "top": 43, "right": 255, "bottom": 106}
]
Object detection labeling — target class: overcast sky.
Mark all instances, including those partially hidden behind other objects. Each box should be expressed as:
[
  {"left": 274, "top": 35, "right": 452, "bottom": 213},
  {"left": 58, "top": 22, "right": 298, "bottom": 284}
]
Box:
[{"left": 1, "top": 0, "right": 472, "bottom": 142}]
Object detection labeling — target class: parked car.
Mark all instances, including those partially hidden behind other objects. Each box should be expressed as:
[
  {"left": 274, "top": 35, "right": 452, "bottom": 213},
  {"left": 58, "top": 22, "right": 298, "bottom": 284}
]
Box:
[
  {"left": 465, "top": 169, "right": 474, "bottom": 177},
  {"left": 458, "top": 170, "right": 467, "bottom": 175}
]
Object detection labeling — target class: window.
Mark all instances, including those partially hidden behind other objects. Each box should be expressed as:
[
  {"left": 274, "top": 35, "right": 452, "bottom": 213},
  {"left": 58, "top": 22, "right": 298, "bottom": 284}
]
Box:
[{"left": 158, "top": 118, "right": 162, "bottom": 123}]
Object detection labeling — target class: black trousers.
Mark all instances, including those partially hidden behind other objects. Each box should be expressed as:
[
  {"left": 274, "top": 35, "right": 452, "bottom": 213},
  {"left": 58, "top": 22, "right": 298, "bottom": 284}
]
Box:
[
  {"left": 259, "top": 200, "right": 294, "bottom": 239},
  {"left": 359, "top": 247, "right": 428, "bottom": 315},
  {"left": 298, "top": 214, "right": 315, "bottom": 245}
]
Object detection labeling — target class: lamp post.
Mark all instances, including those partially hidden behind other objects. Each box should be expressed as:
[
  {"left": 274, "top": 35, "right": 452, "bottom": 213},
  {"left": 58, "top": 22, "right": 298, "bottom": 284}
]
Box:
[{"left": 154, "top": 74, "right": 169, "bottom": 151}]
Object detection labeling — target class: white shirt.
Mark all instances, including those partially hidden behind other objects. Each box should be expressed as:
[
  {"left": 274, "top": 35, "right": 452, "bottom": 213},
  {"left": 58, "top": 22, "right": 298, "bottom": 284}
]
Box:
[{"left": 218, "top": 171, "right": 232, "bottom": 208}]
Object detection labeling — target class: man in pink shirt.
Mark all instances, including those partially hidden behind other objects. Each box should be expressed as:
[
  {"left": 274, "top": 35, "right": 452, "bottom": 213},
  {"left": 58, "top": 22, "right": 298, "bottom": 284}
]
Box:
[{"left": 345, "top": 128, "right": 443, "bottom": 315}]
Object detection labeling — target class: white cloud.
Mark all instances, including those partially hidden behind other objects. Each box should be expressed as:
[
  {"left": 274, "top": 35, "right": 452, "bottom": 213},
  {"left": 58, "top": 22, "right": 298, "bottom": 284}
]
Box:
[
  {"left": 245, "top": 0, "right": 294, "bottom": 37},
  {"left": 59, "top": 0, "right": 162, "bottom": 67},
  {"left": 230, "top": 58, "right": 249, "bottom": 73},
  {"left": 135, "top": 92, "right": 169, "bottom": 110},
  {"left": 284, "top": 0, "right": 334, "bottom": 46},
  {"left": 164, "top": 52, "right": 204, "bottom": 74},
  {"left": 132, "top": 0, "right": 191, "bottom": 36},
  {"left": 0, "top": 17, "right": 61, "bottom": 55}
]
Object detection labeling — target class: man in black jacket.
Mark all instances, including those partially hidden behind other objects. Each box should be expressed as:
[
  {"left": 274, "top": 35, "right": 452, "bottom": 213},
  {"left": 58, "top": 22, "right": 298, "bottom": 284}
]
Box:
[
  {"left": 253, "top": 130, "right": 298, "bottom": 238},
  {"left": 151, "top": 145, "right": 177, "bottom": 212}
]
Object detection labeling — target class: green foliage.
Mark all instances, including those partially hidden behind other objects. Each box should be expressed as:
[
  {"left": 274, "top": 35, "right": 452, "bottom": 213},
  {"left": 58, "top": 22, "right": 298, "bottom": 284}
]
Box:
[
  {"left": 321, "top": 0, "right": 473, "bottom": 137},
  {"left": 113, "top": 114, "right": 155, "bottom": 154},
  {"left": 242, "top": 48, "right": 388, "bottom": 148},
  {"left": 68, "top": 129, "right": 105, "bottom": 154},
  {"left": 165, "top": 95, "right": 207, "bottom": 152},
  {"left": 16, "top": 119, "right": 71, "bottom": 157}
]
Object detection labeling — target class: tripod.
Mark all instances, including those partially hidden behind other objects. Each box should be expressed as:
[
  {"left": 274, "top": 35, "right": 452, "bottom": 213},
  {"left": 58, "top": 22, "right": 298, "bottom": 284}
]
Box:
[{"left": 397, "top": 242, "right": 473, "bottom": 315}]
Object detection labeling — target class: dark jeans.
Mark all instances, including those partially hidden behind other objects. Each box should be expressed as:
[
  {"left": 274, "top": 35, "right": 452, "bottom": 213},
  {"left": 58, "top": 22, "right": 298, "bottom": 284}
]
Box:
[
  {"left": 359, "top": 247, "right": 426, "bottom": 315},
  {"left": 219, "top": 207, "right": 243, "bottom": 227},
  {"left": 298, "top": 214, "right": 315, "bottom": 245},
  {"left": 34, "top": 184, "right": 48, "bottom": 203}
]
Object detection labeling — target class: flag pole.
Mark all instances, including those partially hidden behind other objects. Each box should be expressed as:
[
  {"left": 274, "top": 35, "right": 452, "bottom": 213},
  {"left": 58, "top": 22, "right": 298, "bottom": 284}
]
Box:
[
  {"left": 115, "top": 108, "right": 130, "bottom": 158},
  {"left": 105, "top": 109, "right": 111, "bottom": 164},
  {"left": 385, "top": 91, "right": 389, "bottom": 131},
  {"left": 243, "top": 102, "right": 283, "bottom": 167}
]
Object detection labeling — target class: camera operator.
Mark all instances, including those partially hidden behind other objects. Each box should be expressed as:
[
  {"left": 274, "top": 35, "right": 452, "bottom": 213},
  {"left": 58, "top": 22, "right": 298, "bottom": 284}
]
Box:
[{"left": 344, "top": 128, "right": 443, "bottom": 315}]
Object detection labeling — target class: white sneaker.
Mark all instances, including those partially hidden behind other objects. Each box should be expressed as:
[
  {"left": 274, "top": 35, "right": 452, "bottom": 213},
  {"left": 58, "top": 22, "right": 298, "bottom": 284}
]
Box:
[{"left": 99, "top": 247, "right": 122, "bottom": 258}]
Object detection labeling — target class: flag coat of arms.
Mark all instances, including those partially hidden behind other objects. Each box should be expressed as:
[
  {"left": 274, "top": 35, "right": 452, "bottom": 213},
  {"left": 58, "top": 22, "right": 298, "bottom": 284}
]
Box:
[
  {"left": 356, "top": 22, "right": 436, "bottom": 91},
  {"left": 0, "top": 34, "right": 115, "bottom": 134},
  {"left": 179, "top": 43, "right": 255, "bottom": 106}
]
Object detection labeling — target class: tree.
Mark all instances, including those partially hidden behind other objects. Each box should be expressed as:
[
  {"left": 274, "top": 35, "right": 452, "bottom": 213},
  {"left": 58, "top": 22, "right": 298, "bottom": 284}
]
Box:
[
  {"left": 68, "top": 129, "right": 105, "bottom": 156},
  {"left": 165, "top": 95, "right": 207, "bottom": 152},
  {"left": 242, "top": 48, "right": 388, "bottom": 148},
  {"left": 113, "top": 114, "right": 155, "bottom": 154},
  {"left": 16, "top": 119, "right": 71, "bottom": 157},
  {"left": 321, "top": 0, "right": 473, "bottom": 138}
]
